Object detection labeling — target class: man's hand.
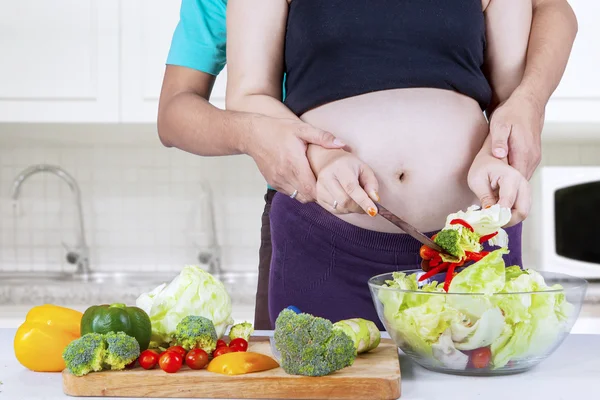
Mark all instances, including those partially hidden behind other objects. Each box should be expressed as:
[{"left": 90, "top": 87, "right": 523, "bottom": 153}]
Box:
[
  {"left": 489, "top": 91, "right": 545, "bottom": 180},
  {"left": 244, "top": 115, "right": 345, "bottom": 203},
  {"left": 468, "top": 148, "right": 532, "bottom": 227}
]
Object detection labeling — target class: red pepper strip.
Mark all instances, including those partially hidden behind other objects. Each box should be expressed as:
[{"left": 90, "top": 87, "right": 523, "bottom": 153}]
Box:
[
  {"left": 449, "top": 219, "right": 474, "bottom": 232},
  {"left": 479, "top": 231, "right": 498, "bottom": 243},
  {"left": 465, "top": 251, "right": 490, "bottom": 262},
  {"left": 418, "top": 263, "right": 449, "bottom": 282},
  {"left": 429, "top": 255, "right": 442, "bottom": 267},
  {"left": 444, "top": 264, "right": 456, "bottom": 292}
]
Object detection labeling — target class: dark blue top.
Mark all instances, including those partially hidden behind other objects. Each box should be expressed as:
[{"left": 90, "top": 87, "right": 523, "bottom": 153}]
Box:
[{"left": 283, "top": 0, "right": 492, "bottom": 116}]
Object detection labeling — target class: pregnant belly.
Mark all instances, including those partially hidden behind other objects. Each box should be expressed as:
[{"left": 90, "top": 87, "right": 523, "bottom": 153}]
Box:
[{"left": 300, "top": 88, "right": 489, "bottom": 232}]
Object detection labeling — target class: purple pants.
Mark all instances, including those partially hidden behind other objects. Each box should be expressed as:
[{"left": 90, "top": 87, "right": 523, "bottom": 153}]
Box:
[{"left": 268, "top": 192, "right": 523, "bottom": 330}]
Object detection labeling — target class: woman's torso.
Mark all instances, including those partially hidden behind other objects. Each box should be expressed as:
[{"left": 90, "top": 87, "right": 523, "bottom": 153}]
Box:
[{"left": 285, "top": 0, "right": 491, "bottom": 232}]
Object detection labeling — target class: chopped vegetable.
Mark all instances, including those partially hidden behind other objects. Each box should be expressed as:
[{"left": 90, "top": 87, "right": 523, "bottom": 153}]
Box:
[
  {"left": 14, "top": 304, "right": 82, "bottom": 372},
  {"left": 136, "top": 265, "right": 234, "bottom": 348},
  {"left": 479, "top": 232, "right": 498, "bottom": 243},
  {"left": 333, "top": 318, "right": 381, "bottom": 354},
  {"left": 434, "top": 226, "right": 482, "bottom": 259},
  {"left": 207, "top": 352, "right": 279, "bottom": 375},
  {"left": 229, "top": 322, "right": 254, "bottom": 342},
  {"left": 62, "top": 333, "right": 106, "bottom": 377},
  {"left": 172, "top": 315, "right": 218, "bottom": 353},
  {"left": 449, "top": 219, "right": 474, "bottom": 231},
  {"left": 444, "top": 205, "right": 511, "bottom": 247},
  {"left": 81, "top": 303, "right": 151, "bottom": 351},
  {"left": 470, "top": 347, "right": 492, "bottom": 369},
  {"left": 159, "top": 351, "right": 183, "bottom": 373},
  {"left": 185, "top": 348, "right": 209, "bottom": 370},
  {"left": 103, "top": 332, "right": 140, "bottom": 370},
  {"left": 274, "top": 309, "right": 356, "bottom": 376},
  {"left": 139, "top": 349, "right": 159, "bottom": 370}
]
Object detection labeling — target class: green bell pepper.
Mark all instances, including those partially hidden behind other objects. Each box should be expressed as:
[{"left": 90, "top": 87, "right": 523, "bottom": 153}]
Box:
[{"left": 81, "top": 303, "right": 152, "bottom": 350}]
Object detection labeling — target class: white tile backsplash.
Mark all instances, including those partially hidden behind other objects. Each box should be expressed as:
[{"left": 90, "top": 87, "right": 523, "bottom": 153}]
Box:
[
  {"left": 1, "top": 125, "right": 599, "bottom": 275},
  {"left": 0, "top": 127, "right": 266, "bottom": 273}
]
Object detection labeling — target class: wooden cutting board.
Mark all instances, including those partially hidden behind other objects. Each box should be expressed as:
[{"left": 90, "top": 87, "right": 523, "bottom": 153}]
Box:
[{"left": 62, "top": 337, "right": 401, "bottom": 399}]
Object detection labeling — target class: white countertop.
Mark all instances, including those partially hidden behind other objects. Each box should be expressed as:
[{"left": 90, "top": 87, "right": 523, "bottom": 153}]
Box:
[{"left": 1, "top": 329, "right": 599, "bottom": 400}]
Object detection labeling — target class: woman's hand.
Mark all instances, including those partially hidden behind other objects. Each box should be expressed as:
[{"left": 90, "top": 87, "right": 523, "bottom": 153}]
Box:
[
  {"left": 313, "top": 149, "right": 380, "bottom": 215},
  {"left": 468, "top": 149, "right": 531, "bottom": 227},
  {"left": 245, "top": 115, "right": 345, "bottom": 203}
]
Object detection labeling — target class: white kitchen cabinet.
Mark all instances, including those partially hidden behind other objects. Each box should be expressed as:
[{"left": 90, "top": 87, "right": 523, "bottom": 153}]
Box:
[
  {"left": 120, "top": 0, "right": 226, "bottom": 122},
  {"left": 546, "top": 0, "right": 600, "bottom": 123},
  {"left": 0, "top": 0, "right": 120, "bottom": 122}
]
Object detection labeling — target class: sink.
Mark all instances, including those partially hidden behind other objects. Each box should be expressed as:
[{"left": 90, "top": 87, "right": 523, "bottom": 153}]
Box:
[{"left": 0, "top": 270, "right": 259, "bottom": 307}]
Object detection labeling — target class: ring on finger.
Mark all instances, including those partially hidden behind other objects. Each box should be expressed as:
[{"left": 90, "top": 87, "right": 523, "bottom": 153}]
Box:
[
  {"left": 290, "top": 189, "right": 298, "bottom": 200},
  {"left": 332, "top": 200, "right": 338, "bottom": 210}
]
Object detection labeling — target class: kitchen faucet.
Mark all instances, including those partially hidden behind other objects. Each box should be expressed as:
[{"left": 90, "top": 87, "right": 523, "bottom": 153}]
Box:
[{"left": 11, "top": 164, "right": 90, "bottom": 275}]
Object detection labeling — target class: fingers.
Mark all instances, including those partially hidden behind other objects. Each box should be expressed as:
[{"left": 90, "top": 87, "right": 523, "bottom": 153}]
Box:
[
  {"left": 507, "top": 178, "right": 531, "bottom": 227},
  {"left": 295, "top": 124, "right": 345, "bottom": 149},
  {"left": 357, "top": 163, "right": 380, "bottom": 202},
  {"left": 319, "top": 177, "right": 363, "bottom": 214},
  {"left": 288, "top": 156, "right": 317, "bottom": 203},
  {"left": 470, "top": 174, "right": 498, "bottom": 209},
  {"left": 497, "top": 172, "right": 521, "bottom": 210},
  {"left": 490, "top": 120, "right": 511, "bottom": 159},
  {"left": 335, "top": 169, "right": 378, "bottom": 216}
]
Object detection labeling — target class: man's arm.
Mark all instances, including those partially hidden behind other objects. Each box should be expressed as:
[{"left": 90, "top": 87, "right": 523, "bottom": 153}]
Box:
[
  {"left": 488, "top": 0, "right": 578, "bottom": 178},
  {"left": 515, "top": 0, "right": 577, "bottom": 111},
  {"left": 157, "top": 65, "right": 255, "bottom": 156}
]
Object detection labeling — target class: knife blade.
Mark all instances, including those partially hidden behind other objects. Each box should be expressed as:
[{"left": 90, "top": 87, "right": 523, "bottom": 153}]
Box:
[{"left": 375, "top": 202, "right": 445, "bottom": 253}]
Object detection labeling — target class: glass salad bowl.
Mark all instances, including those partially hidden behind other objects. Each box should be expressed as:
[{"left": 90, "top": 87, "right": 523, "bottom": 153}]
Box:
[{"left": 368, "top": 269, "right": 588, "bottom": 376}]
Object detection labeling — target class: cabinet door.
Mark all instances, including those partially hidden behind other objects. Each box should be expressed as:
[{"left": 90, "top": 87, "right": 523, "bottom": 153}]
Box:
[
  {"left": 546, "top": 0, "right": 600, "bottom": 123},
  {"left": 0, "top": 0, "right": 119, "bottom": 122},
  {"left": 120, "top": 0, "right": 226, "bottom": 123}
]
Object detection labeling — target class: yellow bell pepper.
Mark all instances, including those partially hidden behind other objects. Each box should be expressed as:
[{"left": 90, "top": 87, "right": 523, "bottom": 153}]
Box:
[
  {"left": 14, "top": 304, "right": 83, "bottom": 372},
  {"left": 207, "top": 352, "right": 279, "bottom": 375}
]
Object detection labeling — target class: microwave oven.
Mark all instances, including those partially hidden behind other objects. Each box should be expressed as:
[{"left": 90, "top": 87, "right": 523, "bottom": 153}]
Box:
[{"left": 540, "top": 166, "right": 600, "bottom": 279}]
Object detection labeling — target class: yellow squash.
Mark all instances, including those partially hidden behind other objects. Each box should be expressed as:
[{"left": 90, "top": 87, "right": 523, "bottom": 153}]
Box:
[
  {"left": 14, "top": 304, "right": 83, "bottom": 372},
  {"left": 207, "top": 352, "right": 279, "bottom": 375}
]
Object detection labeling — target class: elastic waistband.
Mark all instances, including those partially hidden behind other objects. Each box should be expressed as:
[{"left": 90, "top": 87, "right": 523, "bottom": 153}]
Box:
[{"left": 272, "top": 192, "right": 439, "bottom": 253}]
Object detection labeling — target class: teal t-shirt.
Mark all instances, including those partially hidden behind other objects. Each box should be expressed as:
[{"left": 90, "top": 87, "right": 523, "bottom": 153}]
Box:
[{"left": 168, "top": 0, "right": 285, "bottom": 190}]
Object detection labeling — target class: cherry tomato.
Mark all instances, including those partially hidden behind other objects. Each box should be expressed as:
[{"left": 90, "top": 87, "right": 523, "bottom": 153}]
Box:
[
  {"left": 229, "top": 338, "right": 249, "bottom": 352},
  {"left": 419, "top": 245, "right": 438, "bottom": 261},
  {"left": 167, "top": 345, "right": 187, "bottom": 359},
  {"left": 213, "top": 346, "right": 232, "bottom": 358},
  {"left": 185, "top": 348, "right": 209, "bottom": 370},
  {"left": 216, "top": 339, "right": 228, "bottom": 348},
  {"left": 138, "top": 349, "right": 159, "bottom": 370},
  {"left": 470, "top": 347, "right": 492, "bottom": 369},
  {"left": 159, "top": 351, "right": 183, "bottom": 373}
]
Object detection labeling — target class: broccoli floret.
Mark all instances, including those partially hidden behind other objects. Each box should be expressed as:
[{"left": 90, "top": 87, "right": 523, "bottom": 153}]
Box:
[
  {"left": 172, "top": 315, "right": 218, "bottom": 353},
  {"left": 229, "top": 322, "right": 254, "bottom": 342},
  {"left": 274, "top": 309, "right": 356, "bottom": 377},
  {"left": 62, "top": 333, "right": 106, "bottom": 376},
  {"left": 434, "top": 227, "right": 481, "bottom": 258},
  {"left": 103, "top": 332, "right": 140, "bottom": 370}
]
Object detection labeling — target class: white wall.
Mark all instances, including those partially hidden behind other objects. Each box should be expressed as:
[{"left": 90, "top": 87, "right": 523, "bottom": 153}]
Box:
[{"left": 0, "top": 125, "right": 599, "bottom": 274}]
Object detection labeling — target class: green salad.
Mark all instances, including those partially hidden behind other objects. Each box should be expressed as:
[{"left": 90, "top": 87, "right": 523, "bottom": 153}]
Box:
[{"left": 378, "top": 205, "right": 574, "bottom": 370}]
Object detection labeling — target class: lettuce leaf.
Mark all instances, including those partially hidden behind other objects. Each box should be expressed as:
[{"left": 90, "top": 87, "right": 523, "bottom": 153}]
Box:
[{"left": 449, "top": 248, "right": 508, "bottom": 295}]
